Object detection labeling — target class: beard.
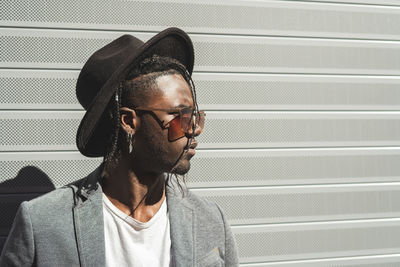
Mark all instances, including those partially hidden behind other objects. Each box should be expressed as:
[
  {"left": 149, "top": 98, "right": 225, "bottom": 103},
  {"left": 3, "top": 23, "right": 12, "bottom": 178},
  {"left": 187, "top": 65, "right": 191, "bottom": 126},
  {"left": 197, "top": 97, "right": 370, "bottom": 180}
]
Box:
[
  {"left": 133, "top": 117, "right": 193, "bottom": 175},
  {"left": 170, "top": 155, "right": 191, "bottom": 175}
]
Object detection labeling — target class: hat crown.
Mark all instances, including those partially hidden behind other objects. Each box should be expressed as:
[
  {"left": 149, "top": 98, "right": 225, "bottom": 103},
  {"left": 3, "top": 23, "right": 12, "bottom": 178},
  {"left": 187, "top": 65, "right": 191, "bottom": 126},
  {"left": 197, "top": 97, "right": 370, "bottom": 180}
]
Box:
[
  {"left": 76, "top": 35, "right": 144, "bottom": 110},
  {"left": 75, "top": 28, "right": 194, "bottom": 157}
]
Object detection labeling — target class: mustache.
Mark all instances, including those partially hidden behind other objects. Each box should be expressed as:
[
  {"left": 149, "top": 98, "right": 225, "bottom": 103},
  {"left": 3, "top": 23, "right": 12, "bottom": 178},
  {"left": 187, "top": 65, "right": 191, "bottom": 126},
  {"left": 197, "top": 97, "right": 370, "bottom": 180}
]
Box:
[{"left": 184, "top": 138, "right": 197, "bottom": 150}]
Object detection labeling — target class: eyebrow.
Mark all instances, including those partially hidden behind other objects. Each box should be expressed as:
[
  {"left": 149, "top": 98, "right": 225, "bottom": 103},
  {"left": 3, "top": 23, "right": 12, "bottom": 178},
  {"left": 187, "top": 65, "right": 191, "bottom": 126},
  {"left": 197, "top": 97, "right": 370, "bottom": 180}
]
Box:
[{"left": 174, "top": 104, "right": 192, "bottom": 108}]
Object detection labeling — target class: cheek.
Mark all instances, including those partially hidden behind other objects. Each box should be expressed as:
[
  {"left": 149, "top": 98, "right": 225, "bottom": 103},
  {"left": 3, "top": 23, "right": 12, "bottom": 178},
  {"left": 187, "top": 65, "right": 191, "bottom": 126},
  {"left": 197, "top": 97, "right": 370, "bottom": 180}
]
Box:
[
  {"left": 137, "top": 119, "right": 166, "bottom": 152},
  {"left": 160, "top": 133, "right": 188, "bottom": 159},
  {"left": 173, "top": 137, "right": 190, "bottom": 151},
  {"left": 135, "top": 117, "right": 179, "bottom": 159},
  {"left": 133, "top": 115, "right": 190, "bottom": 168}
]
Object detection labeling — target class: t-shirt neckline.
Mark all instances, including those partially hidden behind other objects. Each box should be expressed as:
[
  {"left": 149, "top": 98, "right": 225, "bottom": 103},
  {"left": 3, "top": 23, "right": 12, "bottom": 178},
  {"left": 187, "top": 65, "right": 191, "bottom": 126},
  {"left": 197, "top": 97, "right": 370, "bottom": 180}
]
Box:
[{"left": 102, "top": 193, "right": 167, "bottom": 229}]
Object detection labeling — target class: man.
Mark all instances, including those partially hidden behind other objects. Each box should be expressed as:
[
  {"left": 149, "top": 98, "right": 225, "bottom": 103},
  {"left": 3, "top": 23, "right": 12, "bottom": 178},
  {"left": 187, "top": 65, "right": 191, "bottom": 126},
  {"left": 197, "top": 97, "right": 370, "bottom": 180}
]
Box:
[{"left": 0, "top": 28, "right": 238, "bottom": 266}]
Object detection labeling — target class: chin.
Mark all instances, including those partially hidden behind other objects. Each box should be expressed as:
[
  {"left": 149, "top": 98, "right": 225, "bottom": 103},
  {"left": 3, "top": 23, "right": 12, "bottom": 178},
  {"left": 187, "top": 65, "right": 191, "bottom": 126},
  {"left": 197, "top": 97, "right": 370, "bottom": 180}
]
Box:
[{"left": 172, "top": 160, "right": 191, "bottom": 175}]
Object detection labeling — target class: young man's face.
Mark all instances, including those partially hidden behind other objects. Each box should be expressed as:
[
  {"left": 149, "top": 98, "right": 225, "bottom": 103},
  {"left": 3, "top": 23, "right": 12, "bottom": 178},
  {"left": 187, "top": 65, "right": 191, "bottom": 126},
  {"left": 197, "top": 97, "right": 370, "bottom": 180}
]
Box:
[{"left": 131, "top": 73, "right": 202, "bottom": 175}]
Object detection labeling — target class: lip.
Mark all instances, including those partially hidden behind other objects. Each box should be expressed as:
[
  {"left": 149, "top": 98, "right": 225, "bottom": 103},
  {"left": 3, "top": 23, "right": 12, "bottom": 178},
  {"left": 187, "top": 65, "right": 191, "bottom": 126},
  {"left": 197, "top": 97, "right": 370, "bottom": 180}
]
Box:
[
  {"left": 189, "top": 141, "right": 198, "bottom": 149},
  {"left": 187, "top": 148, "right": 196, "bottom": 156},
  {"left": 186, "top": 140, "right": 197, "bottom": 156}
]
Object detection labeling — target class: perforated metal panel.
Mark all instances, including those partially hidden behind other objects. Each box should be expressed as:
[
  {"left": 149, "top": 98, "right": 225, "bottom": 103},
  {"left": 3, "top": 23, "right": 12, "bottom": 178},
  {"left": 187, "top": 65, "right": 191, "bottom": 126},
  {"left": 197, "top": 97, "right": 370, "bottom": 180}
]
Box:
[
  {"left": 3, "top": 29, "right": 400, "bottom": 75},
  {"left": 0, "top": 111, "right": 82, "bottom": 151},
  {"left": 198, "top": 112, "right": 400, "bottom": 149},
  {"left": 194, "top": 73, "right": 400, "bottom": 111},
  {"left": 232, "top": 220, "right": 400, "bottom": 262},
  {"left": 241, "top": 254, "right": 400, "bottom": 266},
  {"left": 0, "top": 152, "right": 101, "bottom": 193},
  {"left": 189, "top": 148, "right": 400, "bottom": 187},
  {"left": 2, "top": 0, "right": 400, "bottom": 40},
  {"left": 3, "top": 70, "right": 400, "bottom": 111},
  {"left": 1, "top": 149, "right": 400, "bottom": 192},
  {"left": 304, "top": 0, "right": 400, "bottom": 6},
  {"left": 2, "top": 0, "right": 400, "bottom": 264},
  {"left": 193, "top": 36, "right": 400, "bottom": 74},
  {"left": 0, "top": 70, "right": 80, "bottom": 110},
  {"left": 193, "top": 185, "right": 400, "bottom": 224},
  {"left": 2, "top": 111, "right": 400, "bottom": 151},
  {"left": 0, "top": 29, "right": 147, "bottom": 69}
]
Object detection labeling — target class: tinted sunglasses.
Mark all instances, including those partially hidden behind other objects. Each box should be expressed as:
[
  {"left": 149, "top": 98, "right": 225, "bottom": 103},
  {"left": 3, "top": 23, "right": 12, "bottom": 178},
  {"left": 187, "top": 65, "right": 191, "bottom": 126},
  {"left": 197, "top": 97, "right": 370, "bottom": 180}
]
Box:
[{"left": 134, "top": 107, "right": 206, "bottom": 141}]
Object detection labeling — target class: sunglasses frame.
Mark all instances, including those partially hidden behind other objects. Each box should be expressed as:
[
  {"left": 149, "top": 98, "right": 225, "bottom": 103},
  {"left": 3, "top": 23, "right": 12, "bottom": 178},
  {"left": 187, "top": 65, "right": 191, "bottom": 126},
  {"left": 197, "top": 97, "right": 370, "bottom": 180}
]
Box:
[{"left": 133, "top": 106, "right": 205, "bottom": 141}]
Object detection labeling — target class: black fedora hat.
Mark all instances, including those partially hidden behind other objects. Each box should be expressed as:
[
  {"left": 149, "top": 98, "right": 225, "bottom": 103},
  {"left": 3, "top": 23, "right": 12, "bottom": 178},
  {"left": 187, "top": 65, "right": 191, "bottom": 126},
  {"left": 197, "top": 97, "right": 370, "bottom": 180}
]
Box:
[{"left": 76, "top": 27, "right": 194, "bottom": 157}]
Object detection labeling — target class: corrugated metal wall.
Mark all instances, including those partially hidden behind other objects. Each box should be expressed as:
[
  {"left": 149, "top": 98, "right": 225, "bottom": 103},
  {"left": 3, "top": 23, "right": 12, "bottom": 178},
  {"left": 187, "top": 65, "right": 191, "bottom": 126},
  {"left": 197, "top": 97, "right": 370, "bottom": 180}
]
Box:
[{"left": 2, "top": 0, "right": 400, "bottom": 265}]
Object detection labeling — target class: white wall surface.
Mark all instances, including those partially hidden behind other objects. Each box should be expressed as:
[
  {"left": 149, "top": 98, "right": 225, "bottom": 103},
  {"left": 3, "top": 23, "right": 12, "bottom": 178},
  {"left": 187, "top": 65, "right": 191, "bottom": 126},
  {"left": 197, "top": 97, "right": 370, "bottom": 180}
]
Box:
[{"left": 1, "top": 0, "right": 400, "bottom": 265}]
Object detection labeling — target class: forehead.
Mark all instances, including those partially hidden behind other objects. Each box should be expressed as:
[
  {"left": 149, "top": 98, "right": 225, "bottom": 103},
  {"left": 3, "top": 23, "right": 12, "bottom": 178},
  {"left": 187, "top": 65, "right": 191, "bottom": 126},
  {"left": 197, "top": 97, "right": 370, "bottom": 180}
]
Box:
[{"left": 150, "top": 73, "right": 193, "bottom": 108}]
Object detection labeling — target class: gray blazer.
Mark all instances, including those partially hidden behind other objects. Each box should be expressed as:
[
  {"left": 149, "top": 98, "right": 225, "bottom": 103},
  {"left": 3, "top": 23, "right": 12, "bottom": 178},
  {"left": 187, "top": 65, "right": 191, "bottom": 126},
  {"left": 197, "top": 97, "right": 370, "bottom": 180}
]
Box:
[{"left": 0, "top": 166, "right": 238, "bottom": 267}]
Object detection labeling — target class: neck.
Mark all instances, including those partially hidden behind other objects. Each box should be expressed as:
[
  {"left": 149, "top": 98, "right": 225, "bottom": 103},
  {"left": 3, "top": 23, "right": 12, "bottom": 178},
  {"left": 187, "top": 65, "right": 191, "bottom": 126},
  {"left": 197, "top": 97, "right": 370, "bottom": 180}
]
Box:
[{"left": 101, "top": 158, "right": 166, "bottom": 222}]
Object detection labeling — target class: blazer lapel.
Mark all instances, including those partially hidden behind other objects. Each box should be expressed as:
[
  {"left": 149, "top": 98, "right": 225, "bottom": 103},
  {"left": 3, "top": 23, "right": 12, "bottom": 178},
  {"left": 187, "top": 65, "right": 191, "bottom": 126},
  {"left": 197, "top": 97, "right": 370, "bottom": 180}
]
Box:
[
  {"left": 72, "top": 167, "right": 105, "bottom": 267},
  {"left": 167, "top": 185, "right": 195, "bottom": 267}
]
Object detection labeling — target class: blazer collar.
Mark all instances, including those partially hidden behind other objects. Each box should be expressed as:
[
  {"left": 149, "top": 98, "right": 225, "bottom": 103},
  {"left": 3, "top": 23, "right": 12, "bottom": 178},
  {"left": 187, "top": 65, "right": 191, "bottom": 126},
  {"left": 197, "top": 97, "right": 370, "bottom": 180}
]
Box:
[
  {"left": 71, "top": 167, "right": 195, "bottom": 267},
  {"left": 166, "top": 180, "right": 195, "bottom": 267},
  {"left": 72, "top": 165, "right": 105, "bottom": 267}
]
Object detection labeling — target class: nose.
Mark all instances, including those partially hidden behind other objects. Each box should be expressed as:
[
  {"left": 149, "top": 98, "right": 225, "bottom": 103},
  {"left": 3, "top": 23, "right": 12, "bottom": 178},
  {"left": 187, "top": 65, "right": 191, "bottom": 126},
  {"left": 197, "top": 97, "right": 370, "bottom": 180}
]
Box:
[
  {"left": 185, "top": 118, "right": 203, "bottom": 138},
  {"left": 193, "top": 123, "right": 203, "bottom": 136}
]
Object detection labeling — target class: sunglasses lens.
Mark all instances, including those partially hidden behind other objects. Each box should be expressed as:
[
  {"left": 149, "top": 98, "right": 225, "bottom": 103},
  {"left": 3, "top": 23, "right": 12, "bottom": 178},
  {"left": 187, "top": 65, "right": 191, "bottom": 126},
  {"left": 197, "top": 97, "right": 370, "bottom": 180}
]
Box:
[
  {"left": 168, "top": 109, "right": 206, "bottom": 141},
  {"left": 168, "top": 116, "right": 185, "bottom": 141},
  {"left": 180, "top": 108, "right": 194, "bottom": 132},
  {"left": 196, "top": 111, "right": 205, "bottom": 130}
]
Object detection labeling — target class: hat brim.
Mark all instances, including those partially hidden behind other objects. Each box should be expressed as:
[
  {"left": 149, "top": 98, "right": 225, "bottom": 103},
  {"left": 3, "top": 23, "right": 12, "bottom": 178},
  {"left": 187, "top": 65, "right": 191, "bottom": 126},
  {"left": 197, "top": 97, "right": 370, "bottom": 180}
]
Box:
[{"left": 76, "top": 27, "right": 194, "bottom": 157}]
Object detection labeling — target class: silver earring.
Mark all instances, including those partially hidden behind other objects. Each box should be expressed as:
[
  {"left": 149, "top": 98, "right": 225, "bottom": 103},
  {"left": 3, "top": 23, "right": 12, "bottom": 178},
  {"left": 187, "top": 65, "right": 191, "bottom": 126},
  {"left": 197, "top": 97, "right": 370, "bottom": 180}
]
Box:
[{"left": 127, "top": 132, "right": 133, "bottom": 154}]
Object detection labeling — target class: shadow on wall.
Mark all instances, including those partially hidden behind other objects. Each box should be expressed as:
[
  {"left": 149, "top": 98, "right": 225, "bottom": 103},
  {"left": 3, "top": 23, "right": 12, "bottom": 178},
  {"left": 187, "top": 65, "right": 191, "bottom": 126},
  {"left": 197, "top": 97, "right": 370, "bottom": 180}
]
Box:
[
  {"left": 0, "top": 166, "right": 55, "bottom": 194},
  {"left": 0, "top": 166, "right": 55, "bottom": 252}
]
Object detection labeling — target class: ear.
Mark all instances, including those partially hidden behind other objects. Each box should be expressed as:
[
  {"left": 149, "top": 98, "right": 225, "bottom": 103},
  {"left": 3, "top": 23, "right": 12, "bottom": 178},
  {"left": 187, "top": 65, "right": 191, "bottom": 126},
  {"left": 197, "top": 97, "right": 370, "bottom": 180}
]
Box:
[{"left": 120, "top": 107, "right": 139, "bottom": 135}]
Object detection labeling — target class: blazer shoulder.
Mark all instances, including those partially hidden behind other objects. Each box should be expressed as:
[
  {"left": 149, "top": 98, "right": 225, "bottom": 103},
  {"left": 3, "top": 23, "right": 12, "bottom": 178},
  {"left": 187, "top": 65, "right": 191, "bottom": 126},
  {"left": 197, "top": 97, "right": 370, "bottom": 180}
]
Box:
[
  {"left": 25, "top": 186, "right": 76, "bottom": 213},
  {"left": 185, "top": 190, "right": 225, "bottom": 224},
  {"left": 186, "top": 190, "right": 219, "bottom": 209},
  {"left": 26, "top": 175, "right": 88, "bottom": 209},
  {"left": 167, "top": 183, "right": 224, "bottom": 223}
]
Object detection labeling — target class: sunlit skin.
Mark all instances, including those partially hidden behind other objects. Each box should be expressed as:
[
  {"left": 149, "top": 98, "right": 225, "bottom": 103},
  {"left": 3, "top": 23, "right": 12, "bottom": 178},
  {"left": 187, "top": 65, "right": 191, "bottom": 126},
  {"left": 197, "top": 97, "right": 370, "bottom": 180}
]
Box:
[{"left": 101, "top": 74, "right": 202, "bottom": 222}]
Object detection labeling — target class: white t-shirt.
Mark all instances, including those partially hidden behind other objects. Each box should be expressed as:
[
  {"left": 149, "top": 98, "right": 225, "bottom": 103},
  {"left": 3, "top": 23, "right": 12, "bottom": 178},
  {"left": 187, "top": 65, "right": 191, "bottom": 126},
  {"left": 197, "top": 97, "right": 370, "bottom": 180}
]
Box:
[{"left": 103, "top": 194, "right": 172, "bottom": 267}]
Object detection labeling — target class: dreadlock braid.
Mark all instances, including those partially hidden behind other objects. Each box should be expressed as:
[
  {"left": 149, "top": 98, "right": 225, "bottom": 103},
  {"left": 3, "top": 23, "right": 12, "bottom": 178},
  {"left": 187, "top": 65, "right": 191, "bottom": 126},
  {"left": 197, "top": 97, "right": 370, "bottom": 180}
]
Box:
[{"left": 104, "top": 83, "right": 123, "bottom": 169}]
